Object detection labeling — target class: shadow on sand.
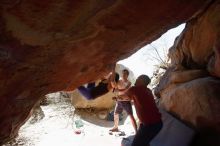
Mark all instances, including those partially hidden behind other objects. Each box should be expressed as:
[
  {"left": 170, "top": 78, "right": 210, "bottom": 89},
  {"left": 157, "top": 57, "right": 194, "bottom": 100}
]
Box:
[{"left": 74, "top": 108, "right": 128, "bottom": 128}]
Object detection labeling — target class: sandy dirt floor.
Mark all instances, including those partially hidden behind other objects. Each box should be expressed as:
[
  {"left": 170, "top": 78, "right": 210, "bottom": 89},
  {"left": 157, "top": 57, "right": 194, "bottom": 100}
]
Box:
[{"left": 3, "top": 95, "right": 136, "bottom": 146}]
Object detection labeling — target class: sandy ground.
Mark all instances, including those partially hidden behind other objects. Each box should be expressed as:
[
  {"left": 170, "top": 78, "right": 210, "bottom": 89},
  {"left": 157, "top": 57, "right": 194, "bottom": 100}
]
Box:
[{"left": 3, "top": 95, "right": 136, "bottom": 146}]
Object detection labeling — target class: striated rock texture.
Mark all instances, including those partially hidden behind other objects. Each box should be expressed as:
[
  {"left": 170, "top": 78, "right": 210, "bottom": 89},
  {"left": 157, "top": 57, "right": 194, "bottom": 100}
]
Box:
[
  {"left": 0, "top": 0, "right": 212, "bottom": 144},
  {"left": 156, "top": 0, "right": 220, "bottom": 134}
]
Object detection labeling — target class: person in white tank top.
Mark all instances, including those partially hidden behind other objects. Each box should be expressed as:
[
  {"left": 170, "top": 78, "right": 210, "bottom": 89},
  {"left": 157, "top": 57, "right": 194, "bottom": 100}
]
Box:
[
  {"left": 109, "top": 69, "right": 137, "bottom": 133},
  {"left": 112, "top": 69, "right": 131, "bottom": 100},
  {"left": 117, "top": 79, "right": 131, "bottom": 96}
]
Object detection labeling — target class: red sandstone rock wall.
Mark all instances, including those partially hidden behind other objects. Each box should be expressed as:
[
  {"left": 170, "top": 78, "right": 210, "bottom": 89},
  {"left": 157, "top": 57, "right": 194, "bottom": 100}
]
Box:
[{"left": 0, "top": 0, "right": 211, "bottom": 144}]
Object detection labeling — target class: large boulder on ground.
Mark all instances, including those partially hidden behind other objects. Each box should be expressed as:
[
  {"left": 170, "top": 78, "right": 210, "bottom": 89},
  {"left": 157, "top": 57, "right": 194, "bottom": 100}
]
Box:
[
  {"left": 71, "top": 90, "right": 115, "bottom": 109},
  {"left": 160, "top": 77, "right": 220, "bottom": 130}
]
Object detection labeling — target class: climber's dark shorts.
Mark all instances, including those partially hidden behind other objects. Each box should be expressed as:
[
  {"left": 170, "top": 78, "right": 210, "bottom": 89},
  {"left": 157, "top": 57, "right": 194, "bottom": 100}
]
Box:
[
  {"left": 132, "top": 121, "right": 163, "bottom": 146},
  {"left": 114, "top": 101, "right": 133, "bottom": 115}
]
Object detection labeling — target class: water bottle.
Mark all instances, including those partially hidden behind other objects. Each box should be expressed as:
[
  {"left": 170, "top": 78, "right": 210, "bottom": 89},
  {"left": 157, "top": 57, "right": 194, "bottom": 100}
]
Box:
[{"left": 74, "top": 115, "right": 84, "bottom": 134}]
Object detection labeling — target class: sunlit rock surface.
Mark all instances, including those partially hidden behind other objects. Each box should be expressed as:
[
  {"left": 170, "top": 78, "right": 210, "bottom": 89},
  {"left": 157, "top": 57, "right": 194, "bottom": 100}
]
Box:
[
  {"left": 0, "top": 0, "right": 212, "bottom": 143},
  {"left": 71, "top": 90, "right": 115, "bottom": 109},
  {"left": 156, "top": 0, "right": 220, "bottom": 135}
]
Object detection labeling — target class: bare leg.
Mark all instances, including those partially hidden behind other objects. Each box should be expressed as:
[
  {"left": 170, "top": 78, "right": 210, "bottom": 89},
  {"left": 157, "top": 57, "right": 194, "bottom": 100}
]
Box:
[
  {"left": 110, "top": 113, "right": 119, "bottom": 132},
  {"left": 114, "top": 113, "right": 119, "bottom": 129},
  {"left": 129, "top": 115, "right": 137, "bottom": 134}
]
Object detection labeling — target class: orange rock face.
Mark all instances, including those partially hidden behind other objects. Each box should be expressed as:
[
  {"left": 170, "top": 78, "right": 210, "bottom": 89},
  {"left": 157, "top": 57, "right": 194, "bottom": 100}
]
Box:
[{"left": 0, "top": 0, "right": 210, "bottom": 143}]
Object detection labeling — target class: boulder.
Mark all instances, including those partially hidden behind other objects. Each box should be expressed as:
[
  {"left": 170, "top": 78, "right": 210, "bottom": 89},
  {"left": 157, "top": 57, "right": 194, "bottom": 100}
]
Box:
[
  {"left": 71, "top": 90, "right": 115, "bottom": 109},
  {"left": 160, "top": 77, "right": 220, "bottom": 130},
  {"left": 156, "top": 1, "right": 220, "bottom": 133}
]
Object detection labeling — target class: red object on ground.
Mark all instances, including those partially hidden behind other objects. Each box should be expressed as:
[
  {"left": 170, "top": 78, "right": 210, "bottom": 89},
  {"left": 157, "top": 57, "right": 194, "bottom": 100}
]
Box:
[{"left": 74, "top": 130, "right": 81, "bottom": 134}]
